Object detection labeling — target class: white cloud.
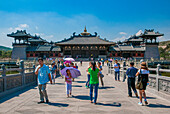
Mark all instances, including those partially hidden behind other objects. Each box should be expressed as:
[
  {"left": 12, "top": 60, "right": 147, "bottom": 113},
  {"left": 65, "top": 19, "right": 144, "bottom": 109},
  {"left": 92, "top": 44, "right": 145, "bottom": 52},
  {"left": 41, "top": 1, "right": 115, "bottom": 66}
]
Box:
[
  {"left": 136, "top": 30, "right": 143, "bottom": 36},
  {"left": 119, "top": 32, "right": 127, "bottom": 35},
  {"left": 8, "top": 24, "right": 29, "bottom": 32},
  {"left": 19, "top": 24, "right": 29, "bottom": 28}
]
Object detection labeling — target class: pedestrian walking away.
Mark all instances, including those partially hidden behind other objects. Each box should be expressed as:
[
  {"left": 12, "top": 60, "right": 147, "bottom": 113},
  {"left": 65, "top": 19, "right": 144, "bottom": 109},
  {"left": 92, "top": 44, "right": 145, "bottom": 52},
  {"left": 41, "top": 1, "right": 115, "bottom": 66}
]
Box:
[
  {"left": 97, "top": 62, "right": 104, "bottom": 87},
  {"left": 114, "top": 60, "right": 120, "bottom": 81},
  {"left": 35, "top": 57, "right": 52, "bottom": 104},
  {"left": 126, "top": 62, "right": 138, "bottom": 97},
  {"left": 80, "top": 60, "right": 82, "bottom": 66},
  {"left": 87, "top": 61, "right": 101, "bottom": 104},
  {"left": 50, "top": 63, "right": 57, "bottom": 84},
  {"left": 86, "top": 62, "right": 92, "bottom": 88},
  {"left": 59, "top": 62, "right": 65, "bottom": 78},
  {"left": 136, "top": 62, "right": 149, "bottom": 106}
]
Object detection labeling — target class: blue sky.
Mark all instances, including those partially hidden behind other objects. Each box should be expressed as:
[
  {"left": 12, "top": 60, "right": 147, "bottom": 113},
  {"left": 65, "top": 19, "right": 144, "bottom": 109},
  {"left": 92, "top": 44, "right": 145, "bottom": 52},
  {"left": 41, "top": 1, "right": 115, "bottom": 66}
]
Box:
[{"left": 0, "top": 0, "right": 170, "bottom": 47}]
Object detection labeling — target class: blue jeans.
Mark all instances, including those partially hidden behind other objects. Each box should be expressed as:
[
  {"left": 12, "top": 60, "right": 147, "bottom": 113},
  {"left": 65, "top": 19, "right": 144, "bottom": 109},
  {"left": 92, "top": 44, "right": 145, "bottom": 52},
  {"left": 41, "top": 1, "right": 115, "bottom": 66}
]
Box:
[
  {"left": 127, "top": 78, "right": 137, "bottom": 96},
  {"left": 115, "top": 71, "right": 120, "bottom": 81},
  {"left": 86, "top": 74, "right": 90, "bottom": 87},
  {"left": 90, "top": 84, "right": 99, "bottom": 103}
]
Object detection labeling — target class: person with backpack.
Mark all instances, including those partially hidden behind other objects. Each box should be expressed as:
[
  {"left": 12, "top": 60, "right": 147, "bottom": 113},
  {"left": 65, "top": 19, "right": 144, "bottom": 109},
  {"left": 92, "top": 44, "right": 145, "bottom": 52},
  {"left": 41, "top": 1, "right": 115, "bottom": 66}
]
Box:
[
  {"left": 113, "top": 60, "right": 120, "bottom": 81},
  {"left": 126, "top": 62, "right": 138, "bottom": 97},
  {"left": 136, "top": 62, "right": 149, "bottom": 106}
]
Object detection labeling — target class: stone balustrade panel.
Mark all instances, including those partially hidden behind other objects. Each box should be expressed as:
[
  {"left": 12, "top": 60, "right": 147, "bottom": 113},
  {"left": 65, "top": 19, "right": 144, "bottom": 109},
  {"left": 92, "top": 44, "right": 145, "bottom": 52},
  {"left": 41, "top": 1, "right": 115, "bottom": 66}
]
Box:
[
  {"left": 6, "top": 75, "right": 22, "bottom": 90},
  {"left": 25, "top": 73, "right": 36, "bottom": 84},
  {"left": 159, "top": 79, "right": 170, "bottom": 94},
  {"left": 149, "top": 77, "right": 156, "bottom": 88},
  {"left": 0, "top": 78, "right": 3, "bottom": 92}
]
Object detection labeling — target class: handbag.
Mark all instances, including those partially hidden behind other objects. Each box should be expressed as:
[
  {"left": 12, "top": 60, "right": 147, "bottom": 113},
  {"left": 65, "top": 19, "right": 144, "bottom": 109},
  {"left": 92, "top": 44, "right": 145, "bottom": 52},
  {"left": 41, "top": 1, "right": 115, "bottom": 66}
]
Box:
[
  {"left": 101, "top": 73, "right": 104, "bottom": 78},
  {"left": 136, "top": 69, "right": 143, "bottom": 89}
]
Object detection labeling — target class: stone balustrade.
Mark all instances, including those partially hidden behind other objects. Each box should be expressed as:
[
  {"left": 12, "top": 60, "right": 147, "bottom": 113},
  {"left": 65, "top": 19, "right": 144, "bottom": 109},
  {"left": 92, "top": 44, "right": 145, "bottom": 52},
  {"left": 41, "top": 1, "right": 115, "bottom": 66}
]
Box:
[
  {"left": 108, "top": 62, "right": 170, "bottom": 94},
  {"left": 0, "top": 60, "right": 36, "bottom": 98}
]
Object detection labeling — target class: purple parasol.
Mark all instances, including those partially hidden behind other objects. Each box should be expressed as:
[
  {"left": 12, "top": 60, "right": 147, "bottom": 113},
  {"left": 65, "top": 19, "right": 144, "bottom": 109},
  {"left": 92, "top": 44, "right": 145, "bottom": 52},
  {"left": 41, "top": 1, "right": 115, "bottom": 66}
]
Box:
[{"left": 60, "top": 67, "right": 81, "bottom": 78}]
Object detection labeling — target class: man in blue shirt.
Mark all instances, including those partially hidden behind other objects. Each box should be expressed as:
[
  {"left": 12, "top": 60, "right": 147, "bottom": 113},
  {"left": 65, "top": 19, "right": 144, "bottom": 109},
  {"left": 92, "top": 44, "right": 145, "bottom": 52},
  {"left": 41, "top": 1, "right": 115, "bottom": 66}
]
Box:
[
  {"left": 114, "top": 60, "right": 120, "bottom": 81},
  {"left": 35, "top": 58, "right": 52, "bottom": 104},
  {"left": 126, "top": 62, "right": 138, "bottom": 97}
]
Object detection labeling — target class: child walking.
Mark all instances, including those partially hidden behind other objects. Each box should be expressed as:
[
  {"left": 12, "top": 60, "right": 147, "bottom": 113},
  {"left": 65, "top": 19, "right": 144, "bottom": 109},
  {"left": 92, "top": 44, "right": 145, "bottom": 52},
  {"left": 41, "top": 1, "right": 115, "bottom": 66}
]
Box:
[{"left": 65, "top": 69, "right": 72, "bottom": 97}]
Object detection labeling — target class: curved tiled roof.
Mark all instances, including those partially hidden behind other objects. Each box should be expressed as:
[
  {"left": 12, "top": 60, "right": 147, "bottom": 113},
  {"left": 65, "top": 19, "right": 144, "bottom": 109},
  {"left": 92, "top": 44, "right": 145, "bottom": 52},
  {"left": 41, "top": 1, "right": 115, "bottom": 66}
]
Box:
[{"left": 56, "top": 36, "right": 114, "bottom": 45}]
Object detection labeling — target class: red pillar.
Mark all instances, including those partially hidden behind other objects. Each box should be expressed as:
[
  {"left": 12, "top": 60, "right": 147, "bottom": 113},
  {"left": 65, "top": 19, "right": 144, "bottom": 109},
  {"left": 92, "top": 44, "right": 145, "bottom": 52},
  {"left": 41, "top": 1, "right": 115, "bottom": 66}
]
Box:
[
  {"left": 33, "top": 53, "right": 35, "bottom": 57},
  {"left": 136, "top": 53, "right": 138, "bottom": 57}
]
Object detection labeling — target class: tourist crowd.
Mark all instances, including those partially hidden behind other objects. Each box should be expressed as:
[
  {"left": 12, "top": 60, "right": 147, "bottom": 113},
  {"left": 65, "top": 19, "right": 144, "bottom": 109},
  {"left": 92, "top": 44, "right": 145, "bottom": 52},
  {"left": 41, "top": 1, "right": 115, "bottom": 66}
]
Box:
[{"left": 35, "top": 58, "right": 149, "bottom": 106}]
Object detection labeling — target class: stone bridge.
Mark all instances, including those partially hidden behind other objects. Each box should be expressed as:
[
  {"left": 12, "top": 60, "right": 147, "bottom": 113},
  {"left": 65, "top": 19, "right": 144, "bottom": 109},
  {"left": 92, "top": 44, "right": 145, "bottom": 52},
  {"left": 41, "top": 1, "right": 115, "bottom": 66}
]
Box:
[{"left": 0, "top": 62, "right": 170, "bottom": 114}]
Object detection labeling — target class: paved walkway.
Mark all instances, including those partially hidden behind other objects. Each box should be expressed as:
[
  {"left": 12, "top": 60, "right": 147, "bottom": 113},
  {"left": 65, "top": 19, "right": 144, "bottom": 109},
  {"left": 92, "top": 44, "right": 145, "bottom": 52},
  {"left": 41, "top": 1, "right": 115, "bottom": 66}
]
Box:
[{"left": 0, "top": 62, "right": 170, "bottom": 114}]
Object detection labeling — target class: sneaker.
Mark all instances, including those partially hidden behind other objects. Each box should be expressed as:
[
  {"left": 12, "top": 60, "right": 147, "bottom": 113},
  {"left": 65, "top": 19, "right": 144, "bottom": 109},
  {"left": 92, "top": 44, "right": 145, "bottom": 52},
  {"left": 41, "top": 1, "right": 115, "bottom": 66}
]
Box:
[
  {"left": 138, "top": 102, "right": 143, "bottom": 106},
  {"left": 46, "top": 100, "right": 49, "bottom": 103},
  {"left": 94, "top": 102, "right": 97, "bottom": 105},
  {"left": 144, "top": 100, "right": 148, "bottom": 105},
  {"left": 128, "top": 95, "right": 132, "bottom": 97},
  {"left": 37, "top": 101, "right": 45, "bottom": 104}
]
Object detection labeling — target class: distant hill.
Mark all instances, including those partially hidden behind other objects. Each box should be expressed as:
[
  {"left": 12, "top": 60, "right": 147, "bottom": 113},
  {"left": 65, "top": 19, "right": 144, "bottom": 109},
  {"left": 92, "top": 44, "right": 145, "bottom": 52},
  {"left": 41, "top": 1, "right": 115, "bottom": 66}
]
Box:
[
  {"left": 159, "top": 40, "right": 170, "bottom": 46},
  {"left": 0, "top": 46, "right": 12, "bottom": 51}
]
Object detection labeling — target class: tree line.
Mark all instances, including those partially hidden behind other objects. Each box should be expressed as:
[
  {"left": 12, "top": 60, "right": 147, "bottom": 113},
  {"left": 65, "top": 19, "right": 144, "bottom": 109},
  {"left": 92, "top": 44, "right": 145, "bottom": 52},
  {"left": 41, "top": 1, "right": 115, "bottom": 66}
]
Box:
[{"left": 0, "top": 50, "right": 12, "bottom": 58}]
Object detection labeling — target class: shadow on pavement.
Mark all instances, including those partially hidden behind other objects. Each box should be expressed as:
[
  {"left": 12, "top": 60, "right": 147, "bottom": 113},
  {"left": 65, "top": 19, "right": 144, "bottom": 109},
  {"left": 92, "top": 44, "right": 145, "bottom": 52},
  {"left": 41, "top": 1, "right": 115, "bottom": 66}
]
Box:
[
  {"left": 72, "top": 85, "right": 82, "bottom": 87},
  {"left": 147, "top": 104, "right": 170, "bottom": 108},
  {"left": 74, "top": 81, "right": 86, "bottom": 83},
  {"left": 55, "top": 83, "right": 65, "bottom": 85},
  {"left": 48, "top": 102, "right": 69, "bottom": 107},
  {"left": 98, "top": 86, "right": 115, "bottom": 89},
  {"left": 97, "top": 102, "right": 121, "bottom": 107},
  {"left": 131, "top": 96, "right": 156, "bottom": 99},
  {"left": 72, "top": 95, "right": 89, "bottom": 100},
  {"left": 145, "top": 97, "right": 156, "bottom": 99},
  {"left": 0, "top": 85, "right": 37, "bottom": 103}
]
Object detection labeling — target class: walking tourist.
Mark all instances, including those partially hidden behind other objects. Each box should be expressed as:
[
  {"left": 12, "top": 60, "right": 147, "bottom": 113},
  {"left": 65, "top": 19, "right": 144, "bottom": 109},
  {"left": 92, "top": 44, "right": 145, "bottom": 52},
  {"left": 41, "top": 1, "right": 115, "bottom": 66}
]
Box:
[
  {"left": 35, "top": 58, "right": 52, "bottom": 104},
  {"left": 74, "top": 63, "right": 78, "bottom": 69},
  {"left": 101, "top": 58, "right": 104, "bottom": 66},
  {"left": 87, "top": 61, "right": 100, "bottom": 104},
  {"left": 136, "top": 62, "right": 149, "bottom": 106},
  {"left": 97, "top": 62, "right": 104, "bottom": 87},
  {"left": 65, "top": 69, "right": 72, "bottom": 97},
  {"left": 113, "top": 60, "right": 120, "bottom": 81},
  {"left": 50, "top": 63, "right": 57, "bottom": 84},
  {"left": 86, "top": 62, "right": 92, "bottom": 88},
  {"left": 126, "top": 62, "right": 138, "bottom": 97},
  {"left": 80, "top": 60, "right": 82, "bottom": 66},
  {"left": 59, "top": 62, "right": 65, "bottom": 78},
  {"left": 70, "top": 63, "right": 75, "bottom": 81}
]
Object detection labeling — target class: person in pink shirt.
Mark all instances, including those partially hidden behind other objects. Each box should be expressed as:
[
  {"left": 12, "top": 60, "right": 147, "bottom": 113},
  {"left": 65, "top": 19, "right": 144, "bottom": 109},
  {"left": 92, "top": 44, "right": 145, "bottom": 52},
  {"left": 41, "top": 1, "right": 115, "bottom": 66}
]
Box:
[{"left": 65, "top": 69, "right": 72, "bottom": 97}]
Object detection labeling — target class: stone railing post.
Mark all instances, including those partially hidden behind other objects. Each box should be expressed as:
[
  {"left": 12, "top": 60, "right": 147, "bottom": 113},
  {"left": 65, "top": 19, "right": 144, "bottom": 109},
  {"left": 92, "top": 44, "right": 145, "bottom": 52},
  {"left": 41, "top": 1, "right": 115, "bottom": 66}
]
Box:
[
  {"left": 33, "top": 65, "right": 36, "bottom": 83},
  {"left": 1, "top": 64, "right": 6, "bottom": 91},
  {"left": 123, "top": 61, "right": 126, "bottom": 82},
  {"left": 156, "top": 64, "right": 161, "bottom": 91},
  {"left": 20, "top": 60, "right": 25, "bottom": 86}
]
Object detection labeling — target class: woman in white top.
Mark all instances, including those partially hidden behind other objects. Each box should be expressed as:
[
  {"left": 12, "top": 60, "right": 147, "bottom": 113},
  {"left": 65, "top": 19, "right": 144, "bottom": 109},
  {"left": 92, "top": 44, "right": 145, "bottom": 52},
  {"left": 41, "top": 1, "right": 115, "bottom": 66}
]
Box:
[{"left": 136, "top": 62, "right": 149, "bottom": 106}]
